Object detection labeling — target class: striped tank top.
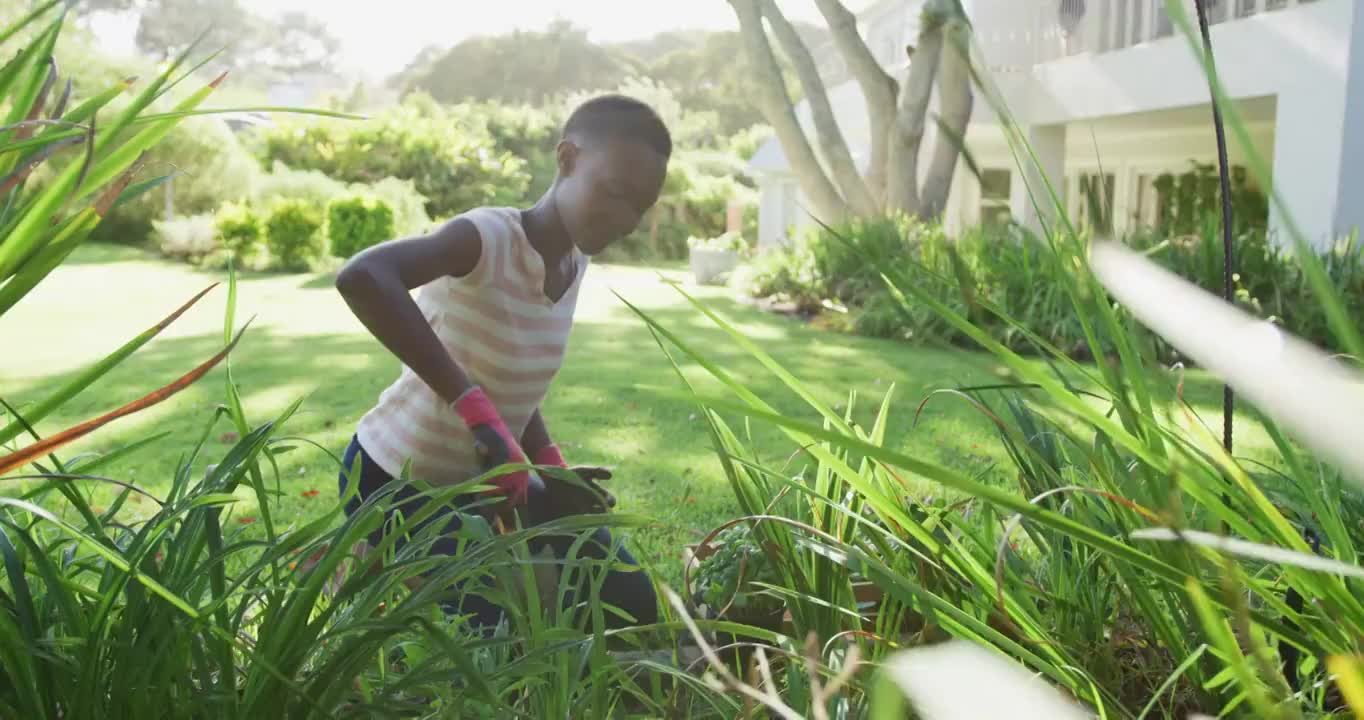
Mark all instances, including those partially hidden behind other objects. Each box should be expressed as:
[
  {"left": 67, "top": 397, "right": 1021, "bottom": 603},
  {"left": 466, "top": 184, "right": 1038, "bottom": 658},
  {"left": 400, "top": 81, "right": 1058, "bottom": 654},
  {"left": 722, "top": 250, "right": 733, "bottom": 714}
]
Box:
[{"left": 355, "top": 206, "right": 586, "bottom": 485}]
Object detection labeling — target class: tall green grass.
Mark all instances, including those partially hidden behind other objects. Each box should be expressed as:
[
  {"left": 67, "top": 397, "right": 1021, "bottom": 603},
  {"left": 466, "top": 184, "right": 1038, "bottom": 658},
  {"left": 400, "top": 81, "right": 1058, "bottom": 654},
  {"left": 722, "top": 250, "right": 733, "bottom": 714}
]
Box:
[
  {"left": 623, "top": 0, "right": 1364, "bottom": 716},
  {"left": 0, "top": 8, "right": 729, "bottom": 718},
  {"left": 6, "top": 0, "right": 1364, "bottom": 717}
]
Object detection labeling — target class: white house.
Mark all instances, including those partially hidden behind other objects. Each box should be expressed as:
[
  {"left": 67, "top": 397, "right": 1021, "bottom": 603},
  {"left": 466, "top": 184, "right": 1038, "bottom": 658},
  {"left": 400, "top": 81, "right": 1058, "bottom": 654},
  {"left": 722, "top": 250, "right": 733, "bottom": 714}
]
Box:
[{"left": 749, "top": 0, "right": 1364, "bottom": 250}]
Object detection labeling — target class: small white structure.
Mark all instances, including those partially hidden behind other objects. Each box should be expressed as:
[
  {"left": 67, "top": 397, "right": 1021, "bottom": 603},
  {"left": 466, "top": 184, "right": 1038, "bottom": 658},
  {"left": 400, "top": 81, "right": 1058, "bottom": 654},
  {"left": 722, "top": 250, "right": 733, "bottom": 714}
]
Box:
[{"left": 750, "top": 0, "right": 1364, "bottom": 251}]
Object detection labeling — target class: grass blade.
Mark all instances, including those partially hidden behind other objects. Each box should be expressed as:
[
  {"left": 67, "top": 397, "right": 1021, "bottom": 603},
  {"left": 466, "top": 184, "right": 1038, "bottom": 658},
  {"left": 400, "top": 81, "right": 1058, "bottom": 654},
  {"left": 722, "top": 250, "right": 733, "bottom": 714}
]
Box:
[
  {"left": 0, "top": 320, "right": 248, "bottom": 476},
  {"left": 1091, "top": 242, "right": 1364, "bottom": 487},
  {"left": 0, "top": 283, "right": 218, "bottom": 446}
]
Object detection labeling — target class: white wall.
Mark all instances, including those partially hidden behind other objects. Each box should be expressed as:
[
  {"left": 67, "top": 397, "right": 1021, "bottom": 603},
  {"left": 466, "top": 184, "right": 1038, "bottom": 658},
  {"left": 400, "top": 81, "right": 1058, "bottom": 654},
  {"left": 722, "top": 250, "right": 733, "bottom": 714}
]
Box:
[
  {"left": 756, "top": 0, "right": 1362, "bottom": 248},
  {"left": 1333, "top": 0, "right": 1364, "bottom": 239},
  {"left": 755, "top": 173, "right": 818, "bottom": 250},
  {"left": 1016, "top": 0, "right": 1357, "bottom": 246}
]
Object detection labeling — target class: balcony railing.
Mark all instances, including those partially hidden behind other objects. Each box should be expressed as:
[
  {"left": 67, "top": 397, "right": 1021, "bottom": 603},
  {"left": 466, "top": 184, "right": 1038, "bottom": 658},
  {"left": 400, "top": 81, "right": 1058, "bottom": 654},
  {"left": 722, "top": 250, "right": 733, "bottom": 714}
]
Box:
[
  {"left": 1035, "top": 0, "right": 1317, "bottom": 62},
  {"left": 815, "top": 0, "right": 1318, "bottom": 84}
]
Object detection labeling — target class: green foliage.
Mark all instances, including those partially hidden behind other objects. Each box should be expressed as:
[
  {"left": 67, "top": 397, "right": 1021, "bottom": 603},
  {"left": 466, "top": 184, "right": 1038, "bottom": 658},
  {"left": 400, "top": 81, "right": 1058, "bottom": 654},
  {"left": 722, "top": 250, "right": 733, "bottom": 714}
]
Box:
[
  {"left": 1153, "top": 161, "right": 1269, "bottom": 235},
  {"left": 398, "top": 20, "right": 633, "bottom": 105},
  {"left": 729, "top": 239, "right": 822, "bottom": 311},
  {"left": 740, "top": 216, "right": 1364, "bottom": 358},
  {"left": 688, "top": 231, "right": 747, "bottom": 254},
  {"left": 0, "top": 356, "right": 700, "bottom": 717},
  {"left": 364, "top": 176, "right": 432, "bottom": 235},
  {"left": 214, "top": 202, "right": 263, "bottom": 259},
  {"left": 692, "top": 525, "right": 783, "bottom": 612},
  {"left": 135, "top": 0, "right": 340, "bottom": 83},
  {"left": 726, "top": 123, "right": 775, "bottom": 162},
  {"left": 255, "top": 97, "right": 530, "bottom": 217},
  {"left": 265, "top": 200, "right": 325, "bottom": 272},
  {"left": 457, "top": 100, "right": 563, "bottom": 198},
  {"left": 0, "top": 1, "right": 229, "bottom": 314},
  {"left": 327, "top": 195, "right": 395, "bottom": 258},
  {"left": 91, "top": 116, "right": 259, "bottom": 245},
  {"left": 641, "top": 31, "right": 772, "bottom": 137},
  {"left": 250, "top": 165, "right": 428, "bottom": 234},
  {"left": 603, "top": 148, "right": 756, "bottom": 262},
  {"left": 630, "top": 206, "right": 1364, "bottom": 716},
  {"left": 252, "top": 162, "right": 349, "bottom": 206},
  {"left": 393, "top": 26, "right": 790, "bottom": 142}
]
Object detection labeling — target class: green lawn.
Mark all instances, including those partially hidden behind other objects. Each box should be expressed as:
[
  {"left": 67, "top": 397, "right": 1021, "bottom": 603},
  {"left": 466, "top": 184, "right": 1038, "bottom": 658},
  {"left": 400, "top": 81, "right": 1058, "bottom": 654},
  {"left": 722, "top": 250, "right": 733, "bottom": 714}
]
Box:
[{"left": 1, "top": 245, "right": 1265, "bottom": 581}]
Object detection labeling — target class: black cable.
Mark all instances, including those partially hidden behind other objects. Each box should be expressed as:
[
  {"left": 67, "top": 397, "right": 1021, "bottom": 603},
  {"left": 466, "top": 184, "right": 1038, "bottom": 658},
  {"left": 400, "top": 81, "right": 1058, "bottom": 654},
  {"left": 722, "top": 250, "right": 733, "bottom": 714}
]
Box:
[
  {"left": 1190, "top": 0, "right": 1313, "bottom": 699},
  {"left": 1191, "top": 0, "right": 1235, "bottom": 455}
]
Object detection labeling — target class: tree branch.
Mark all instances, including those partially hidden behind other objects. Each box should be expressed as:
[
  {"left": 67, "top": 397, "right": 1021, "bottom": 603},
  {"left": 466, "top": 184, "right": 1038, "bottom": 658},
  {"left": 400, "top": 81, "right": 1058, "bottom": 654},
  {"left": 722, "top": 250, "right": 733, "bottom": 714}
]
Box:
[
  {"left": 812, "top": 0, "right": 898, "bottom": 206},
  {"left": 886, "top": 4, "right": 949, "bottom": 216},
  {"left": 728, "top": 0, "right": 848, "bottom": 226},
  {"left": 760, "top": 0, "right": 877, "bottom": 217},
  {"left": 920, "top": 14, "right": 975, "bottom": 219}
]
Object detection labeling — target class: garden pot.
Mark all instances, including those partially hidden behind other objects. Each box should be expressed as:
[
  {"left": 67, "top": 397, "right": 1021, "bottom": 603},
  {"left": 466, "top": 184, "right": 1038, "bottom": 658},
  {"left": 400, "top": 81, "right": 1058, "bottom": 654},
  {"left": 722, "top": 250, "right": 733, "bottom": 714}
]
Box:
[{"left": 689, "top": 247, "right": 739, "bottom": 286}]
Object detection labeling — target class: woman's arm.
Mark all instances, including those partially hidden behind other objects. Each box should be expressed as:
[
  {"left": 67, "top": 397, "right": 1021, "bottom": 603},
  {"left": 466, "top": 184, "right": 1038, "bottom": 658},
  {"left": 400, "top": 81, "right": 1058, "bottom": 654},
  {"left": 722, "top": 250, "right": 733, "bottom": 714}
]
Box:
[{"left": 334, "top": 218, "right": 482, "bottom": 405}]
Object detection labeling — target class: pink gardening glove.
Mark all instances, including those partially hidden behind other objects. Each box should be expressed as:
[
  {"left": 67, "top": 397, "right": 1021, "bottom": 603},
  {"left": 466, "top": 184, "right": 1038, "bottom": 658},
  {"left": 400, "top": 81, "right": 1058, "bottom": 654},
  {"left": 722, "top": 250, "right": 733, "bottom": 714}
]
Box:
[{"left": 455, "top": 387, "right": 529, "bottom": 508}]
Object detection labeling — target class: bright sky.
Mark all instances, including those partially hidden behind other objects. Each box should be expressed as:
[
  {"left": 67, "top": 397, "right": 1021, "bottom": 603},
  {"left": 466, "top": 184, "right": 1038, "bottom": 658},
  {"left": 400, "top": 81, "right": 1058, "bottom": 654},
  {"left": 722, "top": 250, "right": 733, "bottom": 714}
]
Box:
[{"left": 90, "top": 1, "right": 875, "bottom": 80}]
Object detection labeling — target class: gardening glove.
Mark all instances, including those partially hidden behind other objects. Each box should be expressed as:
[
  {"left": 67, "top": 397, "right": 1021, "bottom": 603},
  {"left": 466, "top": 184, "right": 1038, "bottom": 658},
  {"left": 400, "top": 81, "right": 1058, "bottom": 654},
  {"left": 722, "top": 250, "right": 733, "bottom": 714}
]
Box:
[
  {"left": 532, "top": 443, "right": 616, "bottom": 518},
  {"left": 455, "top": 386, "right": 529, "bottom": 510}
]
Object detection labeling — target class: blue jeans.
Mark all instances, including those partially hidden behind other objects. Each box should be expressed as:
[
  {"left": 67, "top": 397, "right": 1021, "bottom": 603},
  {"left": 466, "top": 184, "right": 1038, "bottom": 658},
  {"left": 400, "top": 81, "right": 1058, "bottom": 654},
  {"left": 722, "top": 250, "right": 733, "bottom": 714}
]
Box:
[{"left": 338, "top": 435, "right": 657, "bottom": 630}]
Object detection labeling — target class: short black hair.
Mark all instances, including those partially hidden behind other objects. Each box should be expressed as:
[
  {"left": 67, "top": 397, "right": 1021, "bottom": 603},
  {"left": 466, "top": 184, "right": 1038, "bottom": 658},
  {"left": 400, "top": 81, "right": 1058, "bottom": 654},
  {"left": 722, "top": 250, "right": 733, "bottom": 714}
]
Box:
[{"left": 563, "top": 94, "right": 672, "bottom": 159}]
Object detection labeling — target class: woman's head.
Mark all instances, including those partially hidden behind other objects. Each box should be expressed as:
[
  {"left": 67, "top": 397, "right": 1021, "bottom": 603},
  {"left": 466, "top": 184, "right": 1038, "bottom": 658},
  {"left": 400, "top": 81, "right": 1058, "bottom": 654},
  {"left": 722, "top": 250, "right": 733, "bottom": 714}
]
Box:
[{"left": 551, "top": 95, "right": 672, "bottom": 256}]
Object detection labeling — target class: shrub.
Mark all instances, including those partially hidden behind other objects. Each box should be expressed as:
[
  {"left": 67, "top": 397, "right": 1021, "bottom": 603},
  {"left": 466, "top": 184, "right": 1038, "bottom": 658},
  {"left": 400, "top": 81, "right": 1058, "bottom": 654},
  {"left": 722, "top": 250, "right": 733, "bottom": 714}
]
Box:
[
  {"left": 93, "top": 116, "right": 259, "bottom": 246},
  {"left": 687, "top": 231, "right": 747, "bottom": 254},
  {"left": 363, "top": 176, "right": 432, "bottom": 235},
  {"left": 729, "top": 239, "right": 821, "bottom": 310},
  {"left": 265, "top": 200, "right": 326, "bottom": 272},
  {"left": 254, "top": 163, "right": 349, "bottom": 207},
  {"left": 153, "top": 214, "right": 218, "bottom": 261},
  {"left": 215, "top": 202, "right": 263, "bottom": 259},
  {"left": 255, "top": 97, "right": 531, "bottom": 217},
  {"left": 328, "top": 196, "right": 396, "bottom": 258},
  {"left": 457, "top": 100, "right": 562, "bottom": 198},
  {"left": 692, "top": 525, "right": 782, "bottom": 613},
  {"left": 737, "top": 214, "right": 1364, "bottom": 361}
]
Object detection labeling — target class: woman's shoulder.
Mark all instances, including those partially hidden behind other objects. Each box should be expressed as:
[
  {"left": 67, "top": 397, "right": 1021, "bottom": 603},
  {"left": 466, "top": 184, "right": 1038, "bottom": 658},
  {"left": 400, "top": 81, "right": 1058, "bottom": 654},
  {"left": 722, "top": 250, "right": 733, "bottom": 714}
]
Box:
[{"left": 455, "top": 206, "right": 522, "bottom": 242}]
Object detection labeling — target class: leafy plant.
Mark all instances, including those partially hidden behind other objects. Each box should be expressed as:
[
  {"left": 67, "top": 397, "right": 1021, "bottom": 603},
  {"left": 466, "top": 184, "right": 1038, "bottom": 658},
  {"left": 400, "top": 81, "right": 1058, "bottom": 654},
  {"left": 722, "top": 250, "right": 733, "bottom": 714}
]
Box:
[
  {"left": 256, "top": 97, "right": 530, "bottom": 217},
  {"left": 252, "top": 162, "right": 349, "bottom": 207},
  {"left": 687, "top": 230, "right": 747, "bottom": 254},
  {"left": 214, "top": 202, "right": 263, "bottom": 259},
  {"left": 691, "top": 524, "right": 782, "bottom": 612},
  {"left": 265, "top": 199, "right": 325, "bottom": 272},
  {"left": 328, "top": 195, "right": 394, "bottom": 258},
  {"left": 363, "top": 176, "right": 431, "bottom": 235}
]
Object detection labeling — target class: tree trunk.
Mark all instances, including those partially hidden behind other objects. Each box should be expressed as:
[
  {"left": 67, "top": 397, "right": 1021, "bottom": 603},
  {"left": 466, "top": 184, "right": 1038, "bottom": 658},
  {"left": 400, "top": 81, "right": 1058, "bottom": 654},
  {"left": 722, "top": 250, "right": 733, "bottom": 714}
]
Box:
[
  {"left": 760, "top": 0, "right": 877, "bottom": 217},
  {"left": 812, "top": 0, "right": 898, "bottom": 207},
  {"left": 920, "top": 17, "right": 975, "bottom": 219},
  {"left": 885, "top": 8, "right": 947, "bottom": 217},
  {"left": 728, "top": 0, "right": 848, "bottom": 225}
]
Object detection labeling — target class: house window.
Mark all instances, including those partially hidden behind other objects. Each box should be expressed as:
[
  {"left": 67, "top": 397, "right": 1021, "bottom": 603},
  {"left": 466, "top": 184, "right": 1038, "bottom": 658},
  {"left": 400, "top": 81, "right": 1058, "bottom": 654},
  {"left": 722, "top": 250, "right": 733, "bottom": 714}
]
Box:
[
  {"left": 1133, "top": 173, "right": 1165, "bottom": 229},
  {"left": 979, "top": 169, "right": 1013, "bottom": 228},
  {"left": 1077, "top": 172, "right": 1115, "bottom": 233}
]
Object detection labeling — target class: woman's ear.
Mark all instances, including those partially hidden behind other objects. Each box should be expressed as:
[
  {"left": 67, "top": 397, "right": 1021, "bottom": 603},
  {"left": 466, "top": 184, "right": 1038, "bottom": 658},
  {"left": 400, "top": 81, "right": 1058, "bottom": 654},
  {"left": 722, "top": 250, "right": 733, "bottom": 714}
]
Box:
[{"left": 556, "top": 140, "right": 579, "bottom": 177}]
